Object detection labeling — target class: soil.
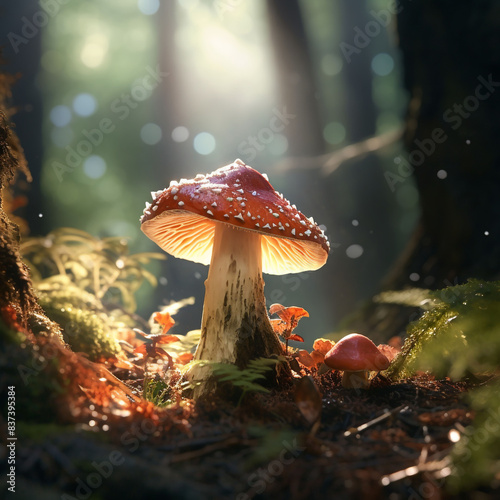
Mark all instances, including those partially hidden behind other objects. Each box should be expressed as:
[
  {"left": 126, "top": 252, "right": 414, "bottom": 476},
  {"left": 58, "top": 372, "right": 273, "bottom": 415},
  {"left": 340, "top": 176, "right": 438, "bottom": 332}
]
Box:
[{"left": 5, "top": 363, "right": 493, "bottom": 500}]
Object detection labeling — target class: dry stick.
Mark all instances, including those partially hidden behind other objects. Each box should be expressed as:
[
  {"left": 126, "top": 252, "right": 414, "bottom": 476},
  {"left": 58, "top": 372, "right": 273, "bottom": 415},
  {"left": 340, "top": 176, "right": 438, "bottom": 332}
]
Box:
[
  {"left": 169, "top": 437, "right": 254, "bottom": 463},
  {"left": 380, "top": 450, "right": 452, "bottom": 486},
  {"left": 274, "top": 129, "right": 402, "bottom": 176},
  {"left": 343, "top": 404, "right": 408, "bottom": 438}
]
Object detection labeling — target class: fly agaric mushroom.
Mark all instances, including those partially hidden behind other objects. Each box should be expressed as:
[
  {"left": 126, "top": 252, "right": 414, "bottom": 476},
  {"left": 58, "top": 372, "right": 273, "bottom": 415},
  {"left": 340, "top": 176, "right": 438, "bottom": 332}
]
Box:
[
  {"left": 141, "top": 159, "right": 329, "bottom": 398},
  {"left": 324, "top": 333, "right": 389, "bottom": 389}
]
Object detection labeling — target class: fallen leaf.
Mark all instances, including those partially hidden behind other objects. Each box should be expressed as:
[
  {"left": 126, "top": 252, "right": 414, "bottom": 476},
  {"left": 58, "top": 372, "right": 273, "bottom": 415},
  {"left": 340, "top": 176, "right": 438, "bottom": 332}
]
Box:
[{"left": 294, "top": 375, "right": 322, "bottom": 425}]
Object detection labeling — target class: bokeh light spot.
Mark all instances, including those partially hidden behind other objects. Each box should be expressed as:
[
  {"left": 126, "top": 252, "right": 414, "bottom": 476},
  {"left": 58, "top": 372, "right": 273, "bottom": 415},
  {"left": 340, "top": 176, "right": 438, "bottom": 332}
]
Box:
[
  {"left": 323, "top": 122, "right": 346, "bottom": 145},
  {"left": 371, "top": 53, "right": 395, "bottom": 76},
  {"left": 138, "top": 0, "right": 160, "bottom": 15},
  {"left": 268, "top": 134, "right": 289, "bottom": 156},
  {"left": 80, "top": 34, "right": 109, "bottom": 68},
  {"left": 83, "top": 155, "right": 107, "bottom": 179},
  {"left": 193, "top": 132, "right": 216, "bottom": 155},
  {"left": 73, "top": 93, "right": 97, "bottom": 117},
  {"left": 321, "top": 54, "right": 343, "bottom": 76},
  {"left": 140, "top": 123, "right": 162, "bottom": 145},
  {"left": 172, "top": 126, "right": 189, "bottom": 142},
  {"left": 50, "top": 105, "right": 72, "bottom": 127},
  {"left": 346, "top": 244, "right": 364, "bottom": 259}
]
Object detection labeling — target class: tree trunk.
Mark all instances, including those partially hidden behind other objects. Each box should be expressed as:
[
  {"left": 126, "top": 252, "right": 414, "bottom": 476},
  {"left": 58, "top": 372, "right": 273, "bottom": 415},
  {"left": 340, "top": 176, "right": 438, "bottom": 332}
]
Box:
[
  {"left": 386, "top": 0, "right": 500, "bottom": 290},
  {"left": 348, "top": 1, "right": 500, "bottom": 341}
]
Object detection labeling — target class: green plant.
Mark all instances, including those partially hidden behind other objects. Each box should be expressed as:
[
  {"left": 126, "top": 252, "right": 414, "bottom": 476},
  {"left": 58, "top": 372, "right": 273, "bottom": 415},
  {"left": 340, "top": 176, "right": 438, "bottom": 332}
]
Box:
[
  {"left": 377, "top": 280, "right": 500, "bottom": 380},
  {"left": 21, "top": 227, "right": 165, "bottom": 312},
  {"left": 20, "top": 228, "right": 165, "bottom": 360},
  {"left": 143, "top": 378, "right": 172, "bottom": 407},
  {"left": 378, "top": 280, "right": 500, "bottom": 492},
  {"left": 185, "top": 357, "right": 285, "bottom": 405}
]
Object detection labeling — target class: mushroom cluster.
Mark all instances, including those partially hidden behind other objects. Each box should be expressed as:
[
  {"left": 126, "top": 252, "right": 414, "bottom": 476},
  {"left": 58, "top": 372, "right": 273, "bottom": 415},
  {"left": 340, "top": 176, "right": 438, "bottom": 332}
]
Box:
[{"left": 141, "top": 159, "right": 329, "bottom": 398}]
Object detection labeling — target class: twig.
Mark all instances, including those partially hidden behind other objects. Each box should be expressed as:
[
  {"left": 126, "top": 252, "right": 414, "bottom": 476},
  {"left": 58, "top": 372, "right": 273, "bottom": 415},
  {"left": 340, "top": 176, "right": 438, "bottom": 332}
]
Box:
[
  {"left": 380, "top": 450, "right": 452, "bottom": 486},
  {"left": 169, "top": 436, "right": 252, "bottom": 463},
  {"left": 343, "top": 404, "right": 408, "bottom": 437},
  {"left": 273, "top": 129, "right": 402, "bottom": 176}
]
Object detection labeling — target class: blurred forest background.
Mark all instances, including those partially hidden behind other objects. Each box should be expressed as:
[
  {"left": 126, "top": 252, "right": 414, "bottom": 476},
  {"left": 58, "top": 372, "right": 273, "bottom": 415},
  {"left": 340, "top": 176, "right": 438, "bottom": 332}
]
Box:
[{"left": 2, "top": 0, "right": 496, "bottom": 345}]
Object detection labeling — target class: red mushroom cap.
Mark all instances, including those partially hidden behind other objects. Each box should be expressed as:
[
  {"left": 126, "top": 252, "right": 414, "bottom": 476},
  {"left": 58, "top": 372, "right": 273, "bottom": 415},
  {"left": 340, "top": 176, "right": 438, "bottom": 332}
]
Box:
[
  {"left": 324, "top": 333, "right": 390, "bottom": 372},
  {"left": 141, "top": 159, "right": 329, "bottom": 274}
]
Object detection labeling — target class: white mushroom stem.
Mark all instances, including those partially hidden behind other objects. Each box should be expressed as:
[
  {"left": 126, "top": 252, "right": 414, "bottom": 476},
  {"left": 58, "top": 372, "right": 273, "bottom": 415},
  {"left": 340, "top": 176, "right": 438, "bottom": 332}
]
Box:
[
  {"left": 188, "top": 223, "right": 283, "bottom": 399},
  {"left": 341, "top": 370, "right": 370, "bottom": 389}
]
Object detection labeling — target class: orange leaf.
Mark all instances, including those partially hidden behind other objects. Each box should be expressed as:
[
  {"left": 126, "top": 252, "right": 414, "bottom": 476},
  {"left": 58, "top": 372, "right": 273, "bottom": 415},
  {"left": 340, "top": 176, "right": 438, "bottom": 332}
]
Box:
[
  {"left": 310, "top": 350, "right": 325, "bottom": 366},
  {"left": 377, "top": 344, "right": 399, "bottom": 363},
  {"left": 312, "top": 338, "right": 334, "bottom": 355},
  {"left": 296, "top": 349, "right": 315, "bottom": 368},
  {"left": 155, "top": 334, "right": 180, "bottom": 345},
  {"left": 289, "top": 334, "right": 304, "bottom": 343},
  {"left": 270, "top": 318, "right": 287, "bottom": 335},
  {"left": 153, "top": 312, "right": 175, "bottom": 334},
  {"left": 176, "top": 352, "right": 194, "bottom": 365}
]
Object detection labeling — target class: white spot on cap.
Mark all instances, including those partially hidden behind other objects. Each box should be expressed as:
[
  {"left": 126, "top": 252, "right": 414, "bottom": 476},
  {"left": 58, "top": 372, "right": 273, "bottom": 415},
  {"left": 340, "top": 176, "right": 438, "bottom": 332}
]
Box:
[
  {"left": 255, "top": 223, "right": 260, "bottom": 227},
  {"left": 227, "top": 197, "right": 234, "bottom": 202},
  {"left": 236, "top": 189, "right": 244, "bottom": 194},
  {"left": 211, "top": 202, "right": 217, "bottom": 207},
  {"left": 171, "top": 187, "right": 179, "bottom": 195},
  {"left": 262, "top": 173, "right": 269, "bottom": 181},
  {"left": 212, "top": 188, "right": 222, "bottom": 194},
  {"left": 178, "top": 201, "right": 185, "bottom": 206},
  {"left": 263, "top": 223, "right": 271, "bottom": 229},
  {"left": 300, "top": 220, "right": 306, "bottom": 226},
  {"left": 152, "top": 206, "right": 158, "bottom": 211},
  {"left": 234, "top": 213, "right": 245, "bottom": 222},
  {"left": 304, "top": 229, "right": 311, "bottom": 236},
  {"left": 252, "top": 191, "right": 257, "bottom": 196},
  {"left": 206, "top": 210, "right": 214, "bottom": 216},
  {"left": 272, "top": 213, "right": 279, "bottom": 218}
]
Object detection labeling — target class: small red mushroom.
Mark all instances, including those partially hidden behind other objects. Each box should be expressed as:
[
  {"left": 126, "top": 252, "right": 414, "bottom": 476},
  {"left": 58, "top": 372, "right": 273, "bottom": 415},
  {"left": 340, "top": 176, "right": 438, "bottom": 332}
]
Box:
[
  {"left": 324, "top": 333, "right": 390, "bottom": 389},
  {"left": 141, "top": 159, "right": 329, "bottom": 398}
]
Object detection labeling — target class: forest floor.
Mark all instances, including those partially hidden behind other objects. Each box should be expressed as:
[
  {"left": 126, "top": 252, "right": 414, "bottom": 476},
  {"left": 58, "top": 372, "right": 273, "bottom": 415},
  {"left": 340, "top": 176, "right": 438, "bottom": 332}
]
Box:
[{"left": 5, "top": 357, "right": 495, "bottom": 500}]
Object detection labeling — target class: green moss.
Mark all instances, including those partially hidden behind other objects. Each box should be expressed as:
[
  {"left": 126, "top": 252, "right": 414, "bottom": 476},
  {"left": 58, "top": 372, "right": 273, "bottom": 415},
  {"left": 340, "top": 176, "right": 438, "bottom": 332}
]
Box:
[
  {"left": 39, "top": 292, "right": 122, "bottom": 361},
  {"left": 381, "top": 280, "right": 500, "bottom": 380}
]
